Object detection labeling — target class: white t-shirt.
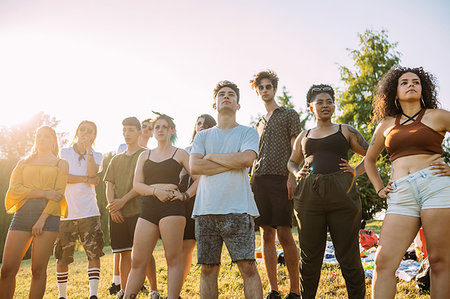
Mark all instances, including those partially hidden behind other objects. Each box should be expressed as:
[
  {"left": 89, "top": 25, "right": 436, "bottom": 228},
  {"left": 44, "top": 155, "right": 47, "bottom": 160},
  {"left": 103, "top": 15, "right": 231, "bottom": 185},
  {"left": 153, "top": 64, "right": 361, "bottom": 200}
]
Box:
[
  {"left": 191, "top": 125, "right": 260, "bottom": 217},
  {"left": 60, "top": 147, "right": 103, "bottom": 220}
]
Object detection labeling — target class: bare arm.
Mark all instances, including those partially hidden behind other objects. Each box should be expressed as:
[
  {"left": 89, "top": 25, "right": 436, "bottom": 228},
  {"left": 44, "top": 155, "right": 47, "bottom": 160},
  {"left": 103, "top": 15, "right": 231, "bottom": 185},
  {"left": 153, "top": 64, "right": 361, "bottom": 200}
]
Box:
[
  {"left": 364, "top": 121, "right": 393, "bottom": 198},
  {"left": 287, "top": 131, "right": 306, "bottom": 179},
  {"left": 344, "top": 125, "right": 369, "bottom": 176},
  {"left": 190, "top": 153, "right": 230, "bottom": 176},
  {"left": 205, "top": 150, "right": 257, "bottom": 169},
  {"left": 286, "top": 135, "right": 298, "bottom": 200}
]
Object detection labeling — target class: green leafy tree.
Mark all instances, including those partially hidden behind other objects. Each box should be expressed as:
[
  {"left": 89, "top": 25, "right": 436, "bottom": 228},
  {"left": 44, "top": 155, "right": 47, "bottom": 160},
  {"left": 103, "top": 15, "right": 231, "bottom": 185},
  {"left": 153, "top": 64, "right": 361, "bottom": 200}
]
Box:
[
  {"left": 337, "top": 29, "right": 401, "bottom": 220},
  {"left": 0, "top": 112, "right": 68, "bottom": 161},
  {"left": 276, "top": 86, "right": 311, "bottom": 130}
]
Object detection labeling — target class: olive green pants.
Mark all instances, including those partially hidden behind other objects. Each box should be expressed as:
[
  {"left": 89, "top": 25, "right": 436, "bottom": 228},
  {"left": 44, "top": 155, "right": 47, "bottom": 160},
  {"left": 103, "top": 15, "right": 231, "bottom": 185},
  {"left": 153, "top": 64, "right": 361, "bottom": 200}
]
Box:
[{"left": 294, "top": 171, "right": 365, "bottom": 299}]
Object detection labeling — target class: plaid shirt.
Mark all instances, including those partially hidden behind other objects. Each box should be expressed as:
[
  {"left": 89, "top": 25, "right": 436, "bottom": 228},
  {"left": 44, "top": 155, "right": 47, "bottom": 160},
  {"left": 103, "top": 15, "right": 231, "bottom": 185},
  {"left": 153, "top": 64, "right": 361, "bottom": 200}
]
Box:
[{"left": 253, "top": 107, "right": 301, "bottom": 177}]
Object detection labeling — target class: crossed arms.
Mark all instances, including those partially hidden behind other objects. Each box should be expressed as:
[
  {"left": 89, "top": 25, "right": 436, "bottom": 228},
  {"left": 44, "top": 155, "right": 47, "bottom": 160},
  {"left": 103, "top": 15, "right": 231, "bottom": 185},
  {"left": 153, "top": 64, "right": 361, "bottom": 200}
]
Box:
[{"left": 190, "top": 150, "right": 257, "bottom": 176}]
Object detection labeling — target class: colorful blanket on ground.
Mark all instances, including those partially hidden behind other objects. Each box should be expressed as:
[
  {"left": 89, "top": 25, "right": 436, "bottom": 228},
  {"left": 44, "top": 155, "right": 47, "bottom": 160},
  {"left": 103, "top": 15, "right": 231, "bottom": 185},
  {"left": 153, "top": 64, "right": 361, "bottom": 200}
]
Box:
[{"left": 323, "top": 241, "right": 421, "bottom": 281}]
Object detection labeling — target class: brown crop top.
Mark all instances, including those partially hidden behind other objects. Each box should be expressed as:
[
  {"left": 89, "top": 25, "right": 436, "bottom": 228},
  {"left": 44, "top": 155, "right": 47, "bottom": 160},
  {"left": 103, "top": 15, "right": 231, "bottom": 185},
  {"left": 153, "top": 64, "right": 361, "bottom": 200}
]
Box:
[{"left": 385, "top": 109, "right": 444, "bottom": 162}]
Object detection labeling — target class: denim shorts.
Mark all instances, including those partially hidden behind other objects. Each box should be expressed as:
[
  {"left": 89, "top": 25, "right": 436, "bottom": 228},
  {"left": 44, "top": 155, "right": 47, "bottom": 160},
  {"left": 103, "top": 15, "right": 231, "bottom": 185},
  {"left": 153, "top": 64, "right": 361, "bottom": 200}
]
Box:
[
  {"left": 195, "top": 214, "right": 255, "bottom": 264},
  {"left": 9, "top": 198, "right": 60, "bottom": 232},
  {"left": 387, "top": 167, "right": 450, "bottom": 217}
]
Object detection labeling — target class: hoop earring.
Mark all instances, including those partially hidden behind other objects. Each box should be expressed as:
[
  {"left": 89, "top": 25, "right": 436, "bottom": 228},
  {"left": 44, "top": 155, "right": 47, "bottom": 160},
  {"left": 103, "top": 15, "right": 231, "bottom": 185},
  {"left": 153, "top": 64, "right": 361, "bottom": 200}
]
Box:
[
  {"left": 395, "top": 99, "right": 401, "bottom": 111},
  {"left": 420, "top": 97, "right": 425, "bottom": 108}
]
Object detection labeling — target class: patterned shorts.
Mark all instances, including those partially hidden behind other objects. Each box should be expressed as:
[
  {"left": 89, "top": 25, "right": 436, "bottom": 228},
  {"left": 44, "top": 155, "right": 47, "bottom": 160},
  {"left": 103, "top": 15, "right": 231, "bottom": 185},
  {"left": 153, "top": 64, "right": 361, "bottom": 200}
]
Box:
[
  {"left": 54, "top": 216, "right": 104, "bottom": 265},
  {"left": 195, "top": 214, "right": 255, "bottom": 264}
]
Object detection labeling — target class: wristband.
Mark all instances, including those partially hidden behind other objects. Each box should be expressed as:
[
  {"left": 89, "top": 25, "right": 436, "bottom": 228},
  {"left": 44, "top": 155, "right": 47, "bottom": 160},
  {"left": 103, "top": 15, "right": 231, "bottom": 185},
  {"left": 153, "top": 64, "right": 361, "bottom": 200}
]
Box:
[
  {"left": 377, "top": 187, "right": 384, "bottom": 196},
  {"left": 183, "top": 192, "right": 189, "bottom": 201}
]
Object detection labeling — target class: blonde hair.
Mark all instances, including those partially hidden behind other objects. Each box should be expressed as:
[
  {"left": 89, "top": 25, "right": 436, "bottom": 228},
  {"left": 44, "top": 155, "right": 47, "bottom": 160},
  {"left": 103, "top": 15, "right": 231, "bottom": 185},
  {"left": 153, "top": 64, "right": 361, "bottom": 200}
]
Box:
[{"left": 24, "top": 126, "right": 59, "bottom": 163}]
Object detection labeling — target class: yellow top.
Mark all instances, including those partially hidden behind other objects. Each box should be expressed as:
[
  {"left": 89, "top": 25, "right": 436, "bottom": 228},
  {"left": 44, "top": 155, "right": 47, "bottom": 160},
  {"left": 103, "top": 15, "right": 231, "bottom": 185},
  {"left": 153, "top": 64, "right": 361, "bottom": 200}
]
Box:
[{"left": 5, "top": 163, "right": 68, "bottom": 217}]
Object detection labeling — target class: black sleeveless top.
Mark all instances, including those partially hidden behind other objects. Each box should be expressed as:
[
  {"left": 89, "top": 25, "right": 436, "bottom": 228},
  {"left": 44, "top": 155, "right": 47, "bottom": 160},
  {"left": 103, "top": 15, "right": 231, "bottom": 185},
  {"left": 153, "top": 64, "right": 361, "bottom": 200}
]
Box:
[
  {"left": 143, "top": 148, "right": 182, "bottom": 185},
  {"left": 304, "top": 125, "right": 349, "bottom": 174}
]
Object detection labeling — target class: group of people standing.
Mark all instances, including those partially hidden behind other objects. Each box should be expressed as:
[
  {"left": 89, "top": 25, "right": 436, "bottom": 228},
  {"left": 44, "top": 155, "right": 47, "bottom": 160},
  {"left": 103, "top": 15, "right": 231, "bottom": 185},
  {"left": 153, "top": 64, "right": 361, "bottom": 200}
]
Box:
[{"left": 1, "top": 67, "right": 449, "bottom": 299}]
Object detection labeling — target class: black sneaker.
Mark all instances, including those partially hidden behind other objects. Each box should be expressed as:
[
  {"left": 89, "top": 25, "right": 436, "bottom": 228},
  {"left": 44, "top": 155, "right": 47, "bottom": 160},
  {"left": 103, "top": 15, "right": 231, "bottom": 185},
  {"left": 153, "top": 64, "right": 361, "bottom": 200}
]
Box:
[
  {"left": 109, "top": 282, "right": 121, "bottom": 295},
  {"left": 266, "top": 290, "right": 282, "bottom": 299},
  {"left": 285, "top": 293, "right": 301, "bottom": 299}
]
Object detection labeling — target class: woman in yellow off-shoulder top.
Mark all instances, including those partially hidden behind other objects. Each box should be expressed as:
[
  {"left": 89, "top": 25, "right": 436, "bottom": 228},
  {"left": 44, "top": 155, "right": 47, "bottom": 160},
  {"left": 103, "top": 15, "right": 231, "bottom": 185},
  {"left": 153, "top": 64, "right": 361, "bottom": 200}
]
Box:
[{"left": 0, "top": 126, "right": 69, "bottom": 299}]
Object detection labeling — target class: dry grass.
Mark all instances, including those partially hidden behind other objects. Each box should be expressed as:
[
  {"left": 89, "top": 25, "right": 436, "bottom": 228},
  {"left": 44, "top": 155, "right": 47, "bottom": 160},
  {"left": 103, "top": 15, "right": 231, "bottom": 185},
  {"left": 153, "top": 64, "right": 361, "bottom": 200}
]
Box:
[{"left": 9, "top": 221, "right": 429, "bottom": 298}]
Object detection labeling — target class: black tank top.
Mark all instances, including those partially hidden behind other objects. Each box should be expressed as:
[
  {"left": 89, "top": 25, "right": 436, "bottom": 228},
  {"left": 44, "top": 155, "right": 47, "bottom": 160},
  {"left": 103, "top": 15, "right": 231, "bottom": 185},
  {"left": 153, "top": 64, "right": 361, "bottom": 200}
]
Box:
[
  {"left": 304, "top": 125, "right": 349, "bottom": 174},
  {"left": 143, "top": 148, "right": 182, "bottom": 185}
]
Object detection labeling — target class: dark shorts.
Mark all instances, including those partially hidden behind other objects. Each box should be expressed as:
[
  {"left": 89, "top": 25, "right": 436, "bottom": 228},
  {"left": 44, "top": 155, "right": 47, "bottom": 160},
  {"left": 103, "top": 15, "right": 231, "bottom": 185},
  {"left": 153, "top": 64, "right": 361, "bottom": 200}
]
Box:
[
  {"left": 54, "top": 216, "right": 105, "bottom": 265},
  {"left": 183, "top": 197, "right": 195, "bottom": 240},
  {"left": 109, "top": 214, "right": 139, "bottom": 253},
  {"left": 251, "top": 175, "right": 293, "bottom": 227},
  {"left": 195, "top": 214, "right": 256, "bottom": 264},
  {"left": 9, "top": 198, "right": 60, "bottom": 232},
  {"left": 140, "top": 196, "right": 186, "bottom": 225}
]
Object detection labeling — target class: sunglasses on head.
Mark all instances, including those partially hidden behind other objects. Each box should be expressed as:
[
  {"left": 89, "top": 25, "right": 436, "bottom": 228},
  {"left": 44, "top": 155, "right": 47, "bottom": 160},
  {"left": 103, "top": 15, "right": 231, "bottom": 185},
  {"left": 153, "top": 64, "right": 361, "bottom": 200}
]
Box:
[
  {"left": 258, "top": 84, "right": 273, "bottom": 91},
  {"left": 78, "top": 127, "right": 94, "bottom": 134},
  {"left": 311, "top": 87, "right": 332, "bottom": 93}
]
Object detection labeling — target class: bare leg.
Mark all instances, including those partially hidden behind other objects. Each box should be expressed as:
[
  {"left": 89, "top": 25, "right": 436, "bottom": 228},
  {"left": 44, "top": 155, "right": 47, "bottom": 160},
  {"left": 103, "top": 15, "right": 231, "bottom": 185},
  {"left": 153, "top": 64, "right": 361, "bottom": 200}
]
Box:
[
  {"left": 276, "top": 225, "right": 300, "bottom": 295},
  {"left": 421, "top": 208, "right": 450, "bottom": 299},
  {"left": 200, "top": 264, "right": 220, "bottom": 299},
  {"left": 119, "top": 251, "right": 131, "bottom": 289},
  {"left": 0, "top": 230, "right": 33, "bottom": 299},
  {"left": 260, "top": 226, "right": 278, "bottom": 292},
  {"left": 146, "top": 254, "right": 158, "bottom": 291},
  {"left": 29, "top": 231, "right": 59, "bottom": 299},
  {"left": 159, "top": 216, "right": 186, "bottom": 299},
  {"left": 125, "top": 218, "right": 159, "bottom": 298},
  {"left": 236, "top": 260, "right": 263, "bottom": 299},
  {"left": 181, "top": 239, "right": 196, "bottom": 284},
  {"left": 372, "top": 214, "right": 420, "bottom": 298}
]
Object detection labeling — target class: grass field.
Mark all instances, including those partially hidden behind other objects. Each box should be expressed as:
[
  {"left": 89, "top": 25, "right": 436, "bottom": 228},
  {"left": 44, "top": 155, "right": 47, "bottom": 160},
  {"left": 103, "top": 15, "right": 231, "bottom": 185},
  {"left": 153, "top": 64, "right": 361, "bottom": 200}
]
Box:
[{"left": 8, "top": 221, "right": 429, "bottom": 298}]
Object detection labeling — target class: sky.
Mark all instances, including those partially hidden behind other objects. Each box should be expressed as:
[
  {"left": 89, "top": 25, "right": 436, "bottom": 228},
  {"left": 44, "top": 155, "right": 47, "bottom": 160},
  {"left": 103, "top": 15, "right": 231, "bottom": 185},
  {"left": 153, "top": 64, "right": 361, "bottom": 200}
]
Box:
[{"left": 1, "top": 0, "right": 449, "bottom": 154}]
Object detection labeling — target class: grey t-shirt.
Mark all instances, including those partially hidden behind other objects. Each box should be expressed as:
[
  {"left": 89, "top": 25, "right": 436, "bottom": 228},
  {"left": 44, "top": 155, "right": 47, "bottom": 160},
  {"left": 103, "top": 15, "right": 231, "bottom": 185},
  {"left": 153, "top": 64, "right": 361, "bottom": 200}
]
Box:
[{"left": 191, "top": 125, "right": 260, "bottom": 217}]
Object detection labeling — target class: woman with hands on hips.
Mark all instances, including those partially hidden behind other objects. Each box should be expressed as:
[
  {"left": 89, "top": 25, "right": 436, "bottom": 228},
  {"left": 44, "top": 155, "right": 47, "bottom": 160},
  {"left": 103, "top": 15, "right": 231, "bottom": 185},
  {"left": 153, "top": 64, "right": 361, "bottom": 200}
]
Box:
[
  {"left": 365, "top": 66, "right": 450, "bottom": 299},
  {"left": 125, "top": 114, "right": 198, "bottom": 299},
  {"left": 0, "top": 126, "right": 68, "bottom": 299},
  {"left": 287, "top": 84, "right": 369, "bottom": 299}
]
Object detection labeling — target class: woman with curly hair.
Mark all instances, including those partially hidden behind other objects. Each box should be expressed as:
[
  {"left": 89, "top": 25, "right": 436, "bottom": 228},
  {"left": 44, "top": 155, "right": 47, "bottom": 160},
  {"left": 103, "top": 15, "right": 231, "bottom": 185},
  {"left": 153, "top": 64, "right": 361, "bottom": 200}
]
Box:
[
  {"left": 0, "top": 126, "right": 68, "bottom": 299},
  {"left": 365, "top": 66, "right": 450, "bottom": 298},
  {"left": 125, "top": 114, "right": 198, "bottom": 299}
]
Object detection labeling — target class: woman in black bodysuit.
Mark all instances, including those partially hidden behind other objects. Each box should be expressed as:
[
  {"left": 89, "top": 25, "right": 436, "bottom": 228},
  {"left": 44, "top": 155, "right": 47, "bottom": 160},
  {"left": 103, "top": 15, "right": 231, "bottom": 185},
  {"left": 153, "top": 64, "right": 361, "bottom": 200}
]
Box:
[
  {"left": 125, "top": 114, "right": 198, "bottom": 299},
  {"left": 287, "top": 84, "right": 369, "bottom": 299}
]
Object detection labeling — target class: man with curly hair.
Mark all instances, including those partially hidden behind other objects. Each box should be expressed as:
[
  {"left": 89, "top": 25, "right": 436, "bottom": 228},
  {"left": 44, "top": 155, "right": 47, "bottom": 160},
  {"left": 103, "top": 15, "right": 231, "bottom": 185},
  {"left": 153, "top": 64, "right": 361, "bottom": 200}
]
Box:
[{"left": 250, "top": 70, "right": 301, "bottom": 299}]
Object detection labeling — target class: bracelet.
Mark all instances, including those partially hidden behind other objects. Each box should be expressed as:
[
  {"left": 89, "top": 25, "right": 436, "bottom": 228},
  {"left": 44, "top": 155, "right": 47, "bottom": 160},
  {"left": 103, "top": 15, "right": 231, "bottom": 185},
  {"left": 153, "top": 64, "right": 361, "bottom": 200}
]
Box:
[
  {"left": 182, "top": 192, "right": 189, "bottom": 201},
  {"left": 377, "top": 187, "right": 384, "bottom": 195}
]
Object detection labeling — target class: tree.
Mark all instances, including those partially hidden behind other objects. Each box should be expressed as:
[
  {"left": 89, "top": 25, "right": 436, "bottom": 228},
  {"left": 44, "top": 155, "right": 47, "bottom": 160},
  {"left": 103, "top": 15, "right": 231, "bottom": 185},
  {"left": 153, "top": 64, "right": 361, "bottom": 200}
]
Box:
[
  {"left": 277, "top": 86, "right": 311, "bottom": 130},
  {"left": 0, "top": 112, "right": 68, "bottom": 161},
  {"left": 337, "top": 29, "right": 402, "bottom": 220}
]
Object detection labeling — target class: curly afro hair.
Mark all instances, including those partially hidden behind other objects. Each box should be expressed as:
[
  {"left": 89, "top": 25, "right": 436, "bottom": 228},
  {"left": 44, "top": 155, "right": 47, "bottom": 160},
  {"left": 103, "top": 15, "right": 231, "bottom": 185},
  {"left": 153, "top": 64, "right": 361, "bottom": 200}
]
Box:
[{"left": 373, "top": 66, "right": 440, "bottom": 121}]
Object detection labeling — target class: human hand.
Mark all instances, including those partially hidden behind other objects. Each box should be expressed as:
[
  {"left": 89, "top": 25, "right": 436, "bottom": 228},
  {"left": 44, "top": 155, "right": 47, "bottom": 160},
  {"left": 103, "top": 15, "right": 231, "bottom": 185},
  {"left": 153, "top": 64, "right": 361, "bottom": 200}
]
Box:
[
  {"left": 430, "top": 161, "right": 450, "bottom": 177},
  {"left": 169, "top": 189, "right": 184, "bottom": 201},
  {"left": 32, "top": 216, "right": 46, "bottom": 236},
  {"left": 107, "top": 198, "right": 126, "bottom": 214},
  {"left": 287, "top": 175, "right": 297, "bottom": 200},
  {"left": 339, "top": 158, "right": 356, "bottom": 176},
  {"left": 377, "top": 181, "right": 394, "bottom": 199},
  {"left": 294, "top": 163, "right": 310, "bottom": 180},
  {"left": 45, "top": 188, "right": 63, "bottom": 202},
  {"left": 154, "top": 188, "right": 176, "bottom": 202},
  {"left": 111, "top": 210, "right": 124, "bottom": 223}
]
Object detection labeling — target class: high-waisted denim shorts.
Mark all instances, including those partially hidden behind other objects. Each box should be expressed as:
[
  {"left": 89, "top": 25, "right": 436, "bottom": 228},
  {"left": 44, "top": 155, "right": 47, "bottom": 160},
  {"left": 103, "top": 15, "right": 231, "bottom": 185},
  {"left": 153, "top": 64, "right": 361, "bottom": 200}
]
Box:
[
  {"left": 386, "top": 166, "right": 450, "bottom": 217},
  {"left": 9, "top": 198, "right": 60, "bottom": 232}
]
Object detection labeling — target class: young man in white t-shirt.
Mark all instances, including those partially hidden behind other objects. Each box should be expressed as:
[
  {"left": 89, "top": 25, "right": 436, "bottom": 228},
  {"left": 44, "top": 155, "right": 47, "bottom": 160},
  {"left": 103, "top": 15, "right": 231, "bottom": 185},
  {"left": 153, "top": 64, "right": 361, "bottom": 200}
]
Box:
[
  {"left": 54, "top": 121, "right": 104, "bottom": 299},
  {"left": 190, "top": 80, "right": 263, "bottom": 299}
]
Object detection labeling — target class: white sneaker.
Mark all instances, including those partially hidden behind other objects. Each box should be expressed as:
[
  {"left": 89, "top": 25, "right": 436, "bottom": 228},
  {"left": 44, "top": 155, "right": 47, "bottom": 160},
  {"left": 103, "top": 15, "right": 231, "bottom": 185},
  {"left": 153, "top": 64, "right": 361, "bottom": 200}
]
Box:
[{"left": 149, "top": 290, "right": 161, "bottom": 299}]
